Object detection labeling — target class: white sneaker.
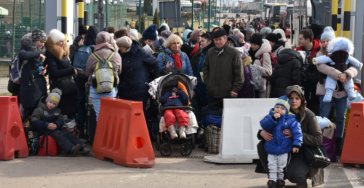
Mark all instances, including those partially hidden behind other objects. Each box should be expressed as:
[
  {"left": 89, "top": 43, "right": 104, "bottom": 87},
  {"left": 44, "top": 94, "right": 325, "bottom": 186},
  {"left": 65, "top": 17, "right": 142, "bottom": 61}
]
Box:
[
  {"left": 179, "top": 126, "right": 186, "bottom": 139},
  {"left": 168, "top": 125, "right": 178, "bottom": 139}
]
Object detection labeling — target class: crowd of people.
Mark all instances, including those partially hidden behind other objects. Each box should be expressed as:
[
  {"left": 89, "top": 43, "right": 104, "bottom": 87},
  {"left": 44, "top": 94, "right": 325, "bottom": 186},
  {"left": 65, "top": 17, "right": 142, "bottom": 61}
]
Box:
[{"left": 8, "top": 16, "right": 364, "bottom": 188}]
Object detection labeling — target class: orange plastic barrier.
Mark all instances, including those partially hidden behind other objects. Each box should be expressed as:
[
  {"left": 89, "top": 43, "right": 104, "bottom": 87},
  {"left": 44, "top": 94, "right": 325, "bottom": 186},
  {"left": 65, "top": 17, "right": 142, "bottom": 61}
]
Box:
[
  {"left": 0, "top": 97, "right": 28, "bottom": 160},
  {"left": 341, "top": 101, "right": 364, "bottom": 165},
  {"left": 92, "top": 98, "right": 155, "bottom": 168}
]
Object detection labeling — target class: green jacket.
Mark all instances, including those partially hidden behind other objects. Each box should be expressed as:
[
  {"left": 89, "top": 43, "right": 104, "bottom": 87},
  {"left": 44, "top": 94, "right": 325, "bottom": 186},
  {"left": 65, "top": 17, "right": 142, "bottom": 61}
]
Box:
[{"left": 202, "top": 43, "right": 244, "bottom": 98}]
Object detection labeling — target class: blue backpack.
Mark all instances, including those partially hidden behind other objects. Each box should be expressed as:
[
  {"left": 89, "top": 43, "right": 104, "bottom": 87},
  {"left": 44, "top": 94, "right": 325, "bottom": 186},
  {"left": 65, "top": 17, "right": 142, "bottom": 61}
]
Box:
[
  {"left": 9, "top": 56, "right": 20, "bottom": 82},
  {"left": 73, "top": 45, "right": 94, "bottom": 78}
]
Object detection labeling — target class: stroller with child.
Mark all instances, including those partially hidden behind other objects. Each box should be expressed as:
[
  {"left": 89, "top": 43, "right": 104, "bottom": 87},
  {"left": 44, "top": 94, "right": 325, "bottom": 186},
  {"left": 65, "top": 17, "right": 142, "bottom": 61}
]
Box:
[{"left": 149, "top": 72, "right": 198, "bottom": 157}]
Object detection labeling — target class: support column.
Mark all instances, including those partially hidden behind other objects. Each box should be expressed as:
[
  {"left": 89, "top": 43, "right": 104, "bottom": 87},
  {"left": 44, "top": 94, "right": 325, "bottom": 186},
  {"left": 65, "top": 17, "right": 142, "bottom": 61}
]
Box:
[
  {"left": 78, "top": 0, "right": 85, "bottom": 26},
  {"left": 331, "top": 0, "right": 338, "bottom": 36},
  {"left": 61, "top": 0, "right": 68, "bottom": 41},
  {"left": 192, "top": 0, "right": 194, "bottom": 28},
  {"left": 208, "top": 0, "right": 211, "bottom": 31},
  {"left": 84, "top": 11, "right": 89, "bottom": 28},
  {"left": 342, "top": 0, "right": 351, "bottom": 38},
  {"left": 337, "top": 3, "right": 342, "bottom": 36}
]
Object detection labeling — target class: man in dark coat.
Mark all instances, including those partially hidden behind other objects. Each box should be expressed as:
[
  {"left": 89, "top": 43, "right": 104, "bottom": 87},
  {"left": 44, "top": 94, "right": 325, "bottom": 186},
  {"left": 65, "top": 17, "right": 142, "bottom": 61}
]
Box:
[{"left": 69, "top": 25, "right": 88, "bottom": 63}]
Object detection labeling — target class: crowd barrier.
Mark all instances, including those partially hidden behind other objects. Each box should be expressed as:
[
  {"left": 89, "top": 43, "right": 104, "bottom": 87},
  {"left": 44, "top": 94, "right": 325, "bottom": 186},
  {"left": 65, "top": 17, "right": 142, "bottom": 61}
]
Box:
[{"left": 204, "top": 98, "right": 277, "bottom": 163}]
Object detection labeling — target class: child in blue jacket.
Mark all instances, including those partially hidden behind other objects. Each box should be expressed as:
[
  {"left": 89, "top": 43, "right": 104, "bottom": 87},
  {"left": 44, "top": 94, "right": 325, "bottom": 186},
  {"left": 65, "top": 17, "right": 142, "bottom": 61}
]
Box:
[{"left": 260, "top": 95, "right": 303, "bottom": 188}]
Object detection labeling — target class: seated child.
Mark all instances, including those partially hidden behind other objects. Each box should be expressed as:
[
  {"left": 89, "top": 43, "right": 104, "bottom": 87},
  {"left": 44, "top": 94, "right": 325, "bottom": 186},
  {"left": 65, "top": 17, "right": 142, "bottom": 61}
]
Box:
[
  {"left": 31, "top": 89, "right": 91, "bottom": 156},
  {"left": 260, "top": 95, "right": 303, "bottom": 188},
  {"left": 313, "top": 37, "right": 363, "bottom": 102},
  {"left": 160, "top": 87, "right": 189, "bottom": 139}
]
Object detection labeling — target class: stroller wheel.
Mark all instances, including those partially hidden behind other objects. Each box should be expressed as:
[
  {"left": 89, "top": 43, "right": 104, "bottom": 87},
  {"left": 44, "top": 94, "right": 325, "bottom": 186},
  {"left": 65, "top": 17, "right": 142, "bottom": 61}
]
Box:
[
  {"left": 160, "top": 143, "right": 173, "bottom": 157},
  {"left": 156, "top": 134, "right": 161, "bottom": 150},
  {"left": 191, "top": 134, "right": 195, "bottom": 149},
  {"left": 180, "top": 143, "right": 192, "bottom": 156}
]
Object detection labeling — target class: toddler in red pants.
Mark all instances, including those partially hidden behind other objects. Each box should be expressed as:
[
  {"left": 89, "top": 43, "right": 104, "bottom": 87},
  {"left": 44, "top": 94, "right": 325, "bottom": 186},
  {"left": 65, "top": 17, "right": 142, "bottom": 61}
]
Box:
[{"left": 160, "top": 87, "right": 189, "bottom": 139}]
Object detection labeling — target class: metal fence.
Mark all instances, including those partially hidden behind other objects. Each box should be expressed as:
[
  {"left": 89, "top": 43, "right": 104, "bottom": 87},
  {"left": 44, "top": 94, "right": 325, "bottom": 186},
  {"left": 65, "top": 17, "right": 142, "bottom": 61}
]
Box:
[{"left": 85, "top": 3, "right": 127, "bottom": 30}]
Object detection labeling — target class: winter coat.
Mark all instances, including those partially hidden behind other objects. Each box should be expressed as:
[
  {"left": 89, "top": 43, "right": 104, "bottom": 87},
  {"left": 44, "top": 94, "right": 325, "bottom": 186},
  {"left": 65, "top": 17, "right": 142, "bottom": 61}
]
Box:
[
  {"left": 69, "top": 35, "right": 83, "bottom": 63},
  {"left": 251, "top": 39, "right": 272, "bottom": 98},
  {"left": 260, "top": 109, "right": 303, "bottom": 155},
  {"left": 85, "top": 32, "right": 122, "bottom": 87},
  {"left": 195, "top": 44, "right": 214, "bottom": 106},
  {"left": 45, "top": 36, "right": 78, "bottom": 116},
  {"left": 160, "top": 90, "right": 188, "bottom": 107},
  {"left": 18, "top": 35, "right": 47, "bottom": 109},
  {"left": 296, "top": 38, "right": 321, "bottom": 86},
  {"left": 270, "top": 49, "right": 302, "bottom": 98},
  {"left": 271, "top": 42, "right": 285, "bottom": 56},
  {"left": 238, "top": 63, "right": 254, "bottom": 98},
  {"left": 157, "top": 48, "right": 194, "bottom": 76},
  {"left": 315, "top": 38, "right": 359, "bottom": 99},
  {"left": 31, "top": 98, "right": 64, "bottom": 136},
  {"left": 190, "top": 49, "right": 202, "bottom": 76},
  {"left": 203, "top": 43, "right": 244, "bottom": 98},
  {"left": 118, "top": 40, "right": 161, "bottom": 101}
]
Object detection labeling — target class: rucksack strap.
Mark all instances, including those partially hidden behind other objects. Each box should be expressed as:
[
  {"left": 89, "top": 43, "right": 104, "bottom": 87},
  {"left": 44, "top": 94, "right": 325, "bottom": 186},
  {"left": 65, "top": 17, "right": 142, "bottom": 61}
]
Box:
[
  {"left": 106, "top": 52, "right": 115, "bottom": 60},
  {"left": 162, "top": 51, "right": 166, "bottom": 65},
  {"left": 92, "top": 53, "right": 102, "bottom": 62}
]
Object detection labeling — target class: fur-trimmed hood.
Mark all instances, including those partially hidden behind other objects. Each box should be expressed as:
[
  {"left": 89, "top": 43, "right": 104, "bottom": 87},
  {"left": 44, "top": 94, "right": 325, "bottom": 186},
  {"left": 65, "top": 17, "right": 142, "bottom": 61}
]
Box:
[
  {"left": 255, "top": 39, "right": 272, "bottom": 57},
  {"left": 45, "top": 35, "right": 69, "bottom": 59},
  {"left": 21, "top": 34, "right": 46, "bottom": 55},
  {"left": 327, "top": 37, "right": 354, "bottom": 55}
]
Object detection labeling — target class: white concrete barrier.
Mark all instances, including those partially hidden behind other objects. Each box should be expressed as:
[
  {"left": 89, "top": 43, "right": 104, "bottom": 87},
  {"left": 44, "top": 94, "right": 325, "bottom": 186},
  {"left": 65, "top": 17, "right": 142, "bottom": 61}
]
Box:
[{"left": 204, "top": 98, "right": 277, "bottom": 163}]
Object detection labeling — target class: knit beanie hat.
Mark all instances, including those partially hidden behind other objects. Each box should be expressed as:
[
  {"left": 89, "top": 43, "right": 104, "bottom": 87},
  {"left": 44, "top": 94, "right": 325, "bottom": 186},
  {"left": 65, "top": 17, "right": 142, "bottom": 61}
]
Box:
[
  {"left": 249, "top": 34, "right": 263, "bottom": 46},
  {"left": 153, "top": 37, "right": 165, "bottom": 51},
  {"left": 275, "top": 95, "right": 291, "bottom": 114},
  {"left": 32, "top": 30, "right": 47, "bottom": 42},
  {"left": 308, "top": 23, "right": 323, "bottom": 40},
  {"left": 46, "top": 88, "right": 62, "bottom": 107},
  {"left": 129, "top": 29, "right": 139, "bottom": 40},
  {"left": 161, "top": 30, "right": 172, "bottom": 39},
  {"left": 320, "top": 26, "right": 335, "bottom": 41},
  {"left": 266, "top": 33, "right": 278, "bottom": 43},
  {"left": 260, "top": 27, "right": 272, "bottom": 38},
  {"left": 49, "top": 29, "right": 65, "bottom": 43},
  {"left": 79, "top": 25, "right": 88, "bottom": 36},
  {"left": 234, "top": 31, "right": 244, "bottom": 39},
  {"left": 142, "top": 24, "right": 158, "bottom": 41},
  {"left": 116, "top": 36, "right": 133, "bottom": 48}
]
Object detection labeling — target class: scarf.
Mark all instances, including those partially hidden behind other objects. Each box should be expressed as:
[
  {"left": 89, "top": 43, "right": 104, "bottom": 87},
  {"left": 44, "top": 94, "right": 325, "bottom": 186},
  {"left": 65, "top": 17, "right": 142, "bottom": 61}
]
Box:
[
  {"left": 171, "top": 53, "right": 182, "bottom": 69},
  {"left": 248, "top": 48, "right": 258, "bottom": 62}
]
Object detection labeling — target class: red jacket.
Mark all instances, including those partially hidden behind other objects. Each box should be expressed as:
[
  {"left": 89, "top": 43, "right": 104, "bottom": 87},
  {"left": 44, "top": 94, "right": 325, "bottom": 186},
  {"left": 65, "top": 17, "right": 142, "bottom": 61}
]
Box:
[{"left": 296, "top": 39, "right": 322, "bottom": 61}]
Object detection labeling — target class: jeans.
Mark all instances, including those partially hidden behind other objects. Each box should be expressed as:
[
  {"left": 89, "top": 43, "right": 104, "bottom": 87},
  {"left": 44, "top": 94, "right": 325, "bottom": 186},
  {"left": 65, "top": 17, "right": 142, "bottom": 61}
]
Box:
[
  {"left": 89, "top": 86, "right": 118, "bottom": 121},
  {"left": 319, "top": 95, "right": 347, "bottom": 138},
  {"left": 77, "top": 89, "right": 88, "bottom": 136}
]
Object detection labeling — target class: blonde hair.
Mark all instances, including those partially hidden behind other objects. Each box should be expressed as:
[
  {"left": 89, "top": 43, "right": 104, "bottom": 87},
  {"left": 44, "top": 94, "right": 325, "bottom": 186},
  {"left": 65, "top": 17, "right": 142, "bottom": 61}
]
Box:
[{"left": 164, "top": 34, "right": 183, "bottom": 49}]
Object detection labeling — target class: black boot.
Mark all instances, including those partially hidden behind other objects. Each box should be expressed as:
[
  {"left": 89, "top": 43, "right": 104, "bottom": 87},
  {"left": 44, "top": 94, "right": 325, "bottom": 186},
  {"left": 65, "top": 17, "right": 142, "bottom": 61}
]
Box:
[
  {"left": 81, "top": 144, "right": 92, "bottom": 155},
  {"left": 267, "top": 180, "right": 277, "bottom": 188},
  {"left": 336, "top": 137, "right": 343, "bottom": 156},
  {"left": 276, "top": 179, "right": 285, "bottom": 188},
  {"left": 70, "top": 144, "right": 81, "bottom": 157}
]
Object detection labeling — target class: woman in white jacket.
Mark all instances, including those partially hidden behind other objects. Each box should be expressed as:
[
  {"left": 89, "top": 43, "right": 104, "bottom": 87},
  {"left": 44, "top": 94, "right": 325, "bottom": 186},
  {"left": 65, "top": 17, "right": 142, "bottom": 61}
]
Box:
[{"left": 248, "top": 34, "right": 272, "bottom": 98}]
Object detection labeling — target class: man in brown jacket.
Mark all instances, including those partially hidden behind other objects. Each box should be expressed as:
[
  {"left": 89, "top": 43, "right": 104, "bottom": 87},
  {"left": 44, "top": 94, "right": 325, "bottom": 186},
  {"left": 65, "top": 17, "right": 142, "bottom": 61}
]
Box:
[{"left": 203, "top": 29, "right": 244, "bottom": 108}]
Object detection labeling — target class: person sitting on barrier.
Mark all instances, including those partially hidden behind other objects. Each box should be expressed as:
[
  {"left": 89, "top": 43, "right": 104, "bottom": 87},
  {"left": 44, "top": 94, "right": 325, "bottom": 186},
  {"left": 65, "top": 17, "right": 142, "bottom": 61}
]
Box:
[
  {"left": 160, "top": 87, "right": 189, "bottom": 139},
  {"left": 31, "top": 88, "right": 92, "bottom": 156},
  {"left": 260, "top": 95, "right": 303, "bottom": 188},
  {"left": 256, "top": 85, "right": 324, "bottom": 188}
]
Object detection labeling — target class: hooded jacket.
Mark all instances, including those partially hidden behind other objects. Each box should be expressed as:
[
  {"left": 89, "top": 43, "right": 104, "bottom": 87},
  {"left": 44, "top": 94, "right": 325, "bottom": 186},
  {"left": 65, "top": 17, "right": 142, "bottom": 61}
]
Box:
[
  {"left": 18, "top": 35, "right": 48, "bottom": 108},
  {"left": 227, "top": 35, "right": 241, "bottom": 47},
  {"left": 271, "top": 41, "right": 285, "bottom": 56},
  {"left": 270, "top": 49, "right": 302, "bottom": 98},
  {"left": 118, "top": 40, "right": 161, "bottom": 101},
  {"left": 260, "top": 109, "right": 303, "bottom": 155},
  {"left": 272, "top": 29, "right": 292, "bottom": 49},
  {"left": 31, "top": 97, "right": 64, "bottom": 136},
  {"left": 203, "top": 43, "right": 244, "bottom": 98},
  {"left": 85, "top": 32, "right": 122, "bottom": 87},
  {"left": 69, "top": 35, "right": 83, "bottom": 63},
  {"left": 160, "top": 90, "right": 188, "bottom": 107},
  {"left": 195, "top": 43, "right": 214, "bottom": 103}
]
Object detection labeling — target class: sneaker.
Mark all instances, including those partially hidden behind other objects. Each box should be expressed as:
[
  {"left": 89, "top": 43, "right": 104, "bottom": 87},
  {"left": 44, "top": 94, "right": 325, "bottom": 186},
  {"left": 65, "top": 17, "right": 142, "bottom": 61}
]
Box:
[
  {"left": 81, "top": 145, "right": 92, "bottom": 155},
  {"left": 296, "top": 180, "right": 308, "bottom": 188},
  {"left": 168, "top": 125, "right": 178, "bottom": 139},
  {"left": 179, "top": 126, "right": 186, "bottom": 139},
  {"left": 70, "top": 144, "right": 81, "bottom": 157},
  {"left": 277, "top": 179, "right": 285, "bottom": 188},
  {"left": 267, "top": 180, "right": 277, "bottom": 188}
]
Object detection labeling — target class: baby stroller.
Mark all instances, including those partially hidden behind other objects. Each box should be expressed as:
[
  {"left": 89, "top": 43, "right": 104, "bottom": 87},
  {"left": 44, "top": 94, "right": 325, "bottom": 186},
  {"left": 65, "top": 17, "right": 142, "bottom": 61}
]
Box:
[{"left": 149, "top": 73, "right": 198, "bottom": 157}]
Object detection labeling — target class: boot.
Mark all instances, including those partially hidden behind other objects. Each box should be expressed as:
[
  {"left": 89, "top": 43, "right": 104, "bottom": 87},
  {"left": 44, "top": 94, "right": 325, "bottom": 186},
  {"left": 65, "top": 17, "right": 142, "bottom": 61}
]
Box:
[
  {"left": 276, "top": 179, "right": 285, "bottom": 188},
  {"left": 296, "top": 180, "right": 308, "bottom": 188},
  {"left": 267, "top": 180, "right": 277, "bottom": 188},
  {"left": 179, "top": 126, "right": 186, "bottom": 139},
  {"left": 70, "top": 144, "right": 81, "bottom": 157},
  {"left": 168, "top": 125, "right": 178, "bottom": 139},
  {"left": 336, "top": 137, "right": 343, "bottom": 156},
  {"left": 81, "top": 144, "right": 92, "bottom": 155}
]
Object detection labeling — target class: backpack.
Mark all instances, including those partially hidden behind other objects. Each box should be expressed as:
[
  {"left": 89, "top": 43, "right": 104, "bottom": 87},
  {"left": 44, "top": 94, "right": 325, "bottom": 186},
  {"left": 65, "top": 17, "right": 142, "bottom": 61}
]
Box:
[
  {"left": 91, "top": 51, "right": 116, "bottom": 94},
  {"left": 9, "top": 56, "right": 20, "bottom": 82},
  {"left": 248, "top": 64, "right": 264, "bottom": 91},
  {"left": 73, "top": 45, "right": 95, "bottom": 78},
  {"left": 260, "top": 51, "right": 277, "bottom": 80},
  {"left": 200, "top": 106, "right": 223, "bottom": 128}
]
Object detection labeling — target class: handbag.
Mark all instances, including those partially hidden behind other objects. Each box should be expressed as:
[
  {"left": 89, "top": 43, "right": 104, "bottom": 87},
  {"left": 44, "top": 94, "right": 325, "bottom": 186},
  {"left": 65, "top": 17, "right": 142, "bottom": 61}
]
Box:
[
  {"left": 56, "top": 75, "right": 77, "bottom": 95},
  {"left": 303, "top": 145, "right": 330, "bottom": 168}
]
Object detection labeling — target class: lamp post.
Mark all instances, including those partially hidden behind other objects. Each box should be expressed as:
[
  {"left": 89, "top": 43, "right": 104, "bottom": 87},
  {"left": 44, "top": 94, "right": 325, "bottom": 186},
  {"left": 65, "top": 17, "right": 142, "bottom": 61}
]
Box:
[
  {"left": 208, "top": 0, "right": 211, "bottom": 31},
  {"left": 192, "top": 0, "right": 194, "bottom": 28}
]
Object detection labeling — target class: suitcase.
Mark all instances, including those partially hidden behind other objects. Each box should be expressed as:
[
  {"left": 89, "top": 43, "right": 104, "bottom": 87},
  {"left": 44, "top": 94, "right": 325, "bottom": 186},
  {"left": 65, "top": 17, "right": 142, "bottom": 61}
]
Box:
[
  {"left": 38, "top": 135, "right": 61, "bottom": 156},
  {"left": 204, "top": 124, "right": 221, "bottom": 154}
]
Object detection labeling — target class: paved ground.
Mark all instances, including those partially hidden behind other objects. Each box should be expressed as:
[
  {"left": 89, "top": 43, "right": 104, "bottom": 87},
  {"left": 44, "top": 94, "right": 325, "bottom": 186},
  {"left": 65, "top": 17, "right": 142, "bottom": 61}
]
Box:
[{"left": 1, "top": 145, "right": 364, "bottom": 188}]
